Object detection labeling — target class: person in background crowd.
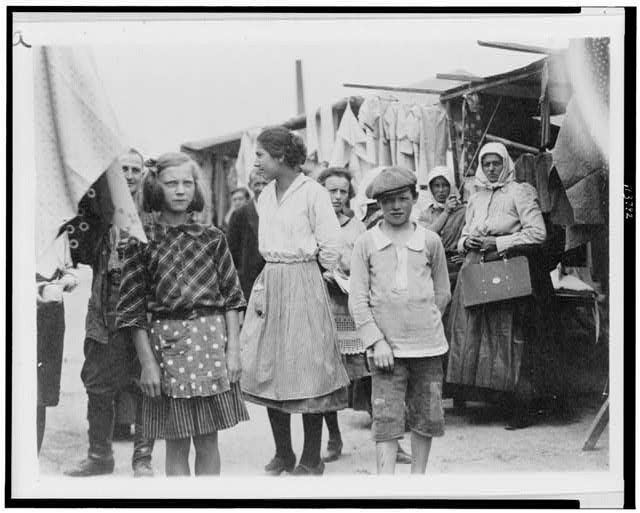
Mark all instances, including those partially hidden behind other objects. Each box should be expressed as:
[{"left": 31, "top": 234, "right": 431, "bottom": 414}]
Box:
[
  {"left": 315, "top": 167, "right": 366, "bottom": 463},
  {"left": 222, "top": 187, "right": 251, "bottom": 232},
  {"left": 65, "top": 149, "right": 155, "bottom": 477},
  {"left": 415, "top": 166, "right": 467, "bottom": 287},
  {"left": 226, "top": 170, "right": 270, "bottom": 309},
  {"left": 446, "top": 142, "right": 551, "bottom": 430},
  {"left": 36, "top": 232, "right": 79, "bottom": 454},
  {"left": 240, "top": 127, "right": 350, "bottom": 476},
  {"left": 117, "top": 152, "right": 249, "bottom": 476},
  {"left": 349, "top": 167, "right": 450, "bottom": 474}
]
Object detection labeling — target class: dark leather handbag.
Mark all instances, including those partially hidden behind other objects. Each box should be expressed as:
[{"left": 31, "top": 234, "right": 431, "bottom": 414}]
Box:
[{"left": 460, "top": 253, "right": 533, "bottom": 307}]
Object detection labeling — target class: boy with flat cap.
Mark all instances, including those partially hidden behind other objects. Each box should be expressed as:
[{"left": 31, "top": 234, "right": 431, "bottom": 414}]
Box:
[{"left": 348, "top": 166, "right": 451, "bottom": 474}]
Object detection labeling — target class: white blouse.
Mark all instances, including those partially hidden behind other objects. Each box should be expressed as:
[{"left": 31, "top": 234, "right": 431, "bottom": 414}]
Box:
[
  {"left": 458, "top": 181, "right": 547, "bottom": 254},
  {"left": 257, "top": 173, "right": 342, "bottom": 271}
]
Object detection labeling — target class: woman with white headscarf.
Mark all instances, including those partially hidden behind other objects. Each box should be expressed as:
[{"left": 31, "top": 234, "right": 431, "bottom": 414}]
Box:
[
  {"left": 416, "top": 165, "right": 467, "bottom": 284},
  {"left": 445, "top": 142, "right": 553, "bottom": 430}
]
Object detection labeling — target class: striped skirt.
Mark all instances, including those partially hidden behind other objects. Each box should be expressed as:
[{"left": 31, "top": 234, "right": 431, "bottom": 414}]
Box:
[
  {"left": 141, "top": 382, "right": 249, "bottom": 440},
  {"left": 240, "top": 260, "right": 350, "bottom": 411}
]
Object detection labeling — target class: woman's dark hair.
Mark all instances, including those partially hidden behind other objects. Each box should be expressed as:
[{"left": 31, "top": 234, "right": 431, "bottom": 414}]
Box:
[
  {"left": 143, "top": 152, "right": 205, "bottom": 213},
  {"left": 317, "top": 167, "right": 356, "bottom": 199},
  {"left": 230, "top": 187, "right": 251, "bottom": 201},
  {"left": 256, "top": 126, "right": 307, "bottom": 168}
]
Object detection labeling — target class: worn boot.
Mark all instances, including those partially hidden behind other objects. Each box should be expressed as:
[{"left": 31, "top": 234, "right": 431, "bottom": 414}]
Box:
[
  {"left": 65, "top": 393, "right": 115, "bottom": 477},
  {"left": 131, "top": 392, "right": 154, "bottom": 477}
]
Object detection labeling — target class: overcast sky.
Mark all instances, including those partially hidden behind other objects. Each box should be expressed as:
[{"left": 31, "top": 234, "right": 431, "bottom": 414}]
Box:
[{"left": 85, "top": 16, "right": 576, "bottom": 158}]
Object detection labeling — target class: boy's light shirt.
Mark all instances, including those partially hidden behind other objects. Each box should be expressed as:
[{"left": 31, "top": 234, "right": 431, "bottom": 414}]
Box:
[{"left": 349, "top": 222, "right": 451, "bottom": 358}]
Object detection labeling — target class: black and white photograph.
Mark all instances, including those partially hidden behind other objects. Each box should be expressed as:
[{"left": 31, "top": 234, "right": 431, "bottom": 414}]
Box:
[{"left": 9, "top": 8, "right": 629, "bottom": 506}]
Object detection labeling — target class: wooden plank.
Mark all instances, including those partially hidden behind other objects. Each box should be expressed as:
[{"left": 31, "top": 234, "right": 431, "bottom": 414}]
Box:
[
  {"left": 440, "top": 67, "right": 543, "bottom": 101},
  {"left": 437, "top": 73, "right": 484, "bottom": 82},
  {"left": 477, "top": 40, "right": 563, "bottom": 55},
  {"left": 343, "top": 83, "right": 443, "bottom": 95},
  {"left": 582, "top": 398, "right": 609, "bottom": 451},
  {"left": 485, "top": 134, "right": 540, "bottom": 154}
]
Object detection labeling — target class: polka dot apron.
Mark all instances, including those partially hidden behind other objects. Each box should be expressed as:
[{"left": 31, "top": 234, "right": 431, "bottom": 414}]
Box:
[{"left": 150, "top": 313, "right": 230, "bottom": 399}]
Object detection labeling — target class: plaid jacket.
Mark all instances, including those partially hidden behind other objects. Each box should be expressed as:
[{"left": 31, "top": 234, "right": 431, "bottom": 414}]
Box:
[{"left": 116, "top": 221, "right": 246, "bottom": 330}]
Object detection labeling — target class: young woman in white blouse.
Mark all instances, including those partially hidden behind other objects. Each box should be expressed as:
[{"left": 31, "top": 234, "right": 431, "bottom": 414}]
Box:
[{"left": 240, "top": 127, "right": 350, "bottom": 476}]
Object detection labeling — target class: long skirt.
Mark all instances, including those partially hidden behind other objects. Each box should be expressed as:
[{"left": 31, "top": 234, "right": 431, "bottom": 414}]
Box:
[
  {"left": 445, "top": 250, "right": 563, "bottom": 397},
  {"left": 240, "top": 261, "right": 350, "bottom": 414}
]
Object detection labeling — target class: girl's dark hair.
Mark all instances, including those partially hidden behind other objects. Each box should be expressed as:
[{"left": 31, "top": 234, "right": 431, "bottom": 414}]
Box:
[
  {"left": 230, "top": 187, "right": 251, "bottom": 201},
  {"left": 143, "top": 152, "right": 205, "bottom": 213},
  {"left": 256, "top": 126, "right": 307, "bottom": 168},
  {"left": 317, "top": 167, "right": 356, "bottom": 199}
]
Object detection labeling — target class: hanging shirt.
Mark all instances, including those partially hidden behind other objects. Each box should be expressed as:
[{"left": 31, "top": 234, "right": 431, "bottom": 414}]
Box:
[
  {"left": 329, "top": 102, "right": 373, "bottom": 188},
  {"left": 358, "top": 96, "right": 393, "bottom": 167},
  {"left": 349, "top": 223, "right": 450, "bottom": 357},
  {"left": 257, "top": 173, "right": 341, "bottom": 272},
  {"left": 395, "top": 103, "right": 417, "bottom": 171},
  {"left": 116, "top": 222, "right": 246, "bottom": 331}
]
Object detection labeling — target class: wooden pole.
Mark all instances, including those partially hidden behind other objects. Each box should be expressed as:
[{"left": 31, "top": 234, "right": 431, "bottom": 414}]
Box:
[
  {"left": 477, "top": 40, "right": 563, "bottom": 55},
  {"left": 295, "top": 59, "right": 305, "bottom": 116},
  {"left": 485, "top": 134, "right": 540, "bottom": 154},
  {"left": 343, "top": 83, "right": 443, "bottom": 95},
  {"left": 436, "top": 73, "right": 484, "bottom": 82}
]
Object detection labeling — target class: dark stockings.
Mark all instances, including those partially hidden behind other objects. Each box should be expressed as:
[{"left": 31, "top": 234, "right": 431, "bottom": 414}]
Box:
[
  {"left": 267, "top": 408, "right": 294, "bottom": 459},
  {"left": 267, "top": 408, "right": 324, "bottom": 468},
  {"left": 300, "top": 413, "right": 323, "bottom": 467},
  {"left": 323, "top": 411, "right": 342, "bottom": 445}
]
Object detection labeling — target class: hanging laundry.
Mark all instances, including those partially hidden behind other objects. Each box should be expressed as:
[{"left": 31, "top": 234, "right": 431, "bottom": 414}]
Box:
[
  {"left": 395, "top": 103, "right": 417, "bottom": 171},
  {"left": 406, "top": 105, "right": 423, "bottom": 172},
  {"left": 305, "top": 107, "right": 321, "bottom": 163},
  {"left": 514, "top": 152, "right": 574, "bottom": 226},
  {"left": 328, "top": 101, "right": 373, "bottom": 188},
  {"left": 235, "top": 127, "right": 262, "bottom": 189},
  {"left": 358, "top": 96, "right": 393, "bottom": 167},
  {"left": 459, "top": 93, "right": 484, "bottom": 178},
  {"left": 553, "top": 100, "right": 608, "bottom": 227},
  {"left": 382, "top": 102, "right": 398, "bottom": 166},
  {"left": 416, "top": 105, "right": 449, "bottom": 185},
  {"left": 319, "top": 104, "right": 336, "bottom": 164},
  {"left": 34, "top": 46, "right": 145, "bottom": 260}
]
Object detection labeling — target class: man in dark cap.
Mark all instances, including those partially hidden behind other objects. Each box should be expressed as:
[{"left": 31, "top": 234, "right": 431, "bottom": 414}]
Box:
[{"left": 349, "top": 167, "right": 451, "bottom": 474}]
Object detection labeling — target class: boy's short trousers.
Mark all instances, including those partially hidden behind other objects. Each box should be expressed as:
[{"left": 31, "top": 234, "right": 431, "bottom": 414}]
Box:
[{"left": 369, "top": 355, "right": 445, "bottom": 442}]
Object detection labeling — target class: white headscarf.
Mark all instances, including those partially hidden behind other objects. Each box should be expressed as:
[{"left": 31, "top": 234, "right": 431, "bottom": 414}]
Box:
[
  {"left": 474, "top": 142, "right": 515, "bottom": 190},
  {"left": 422, "top": 165, "right": 459, "bottom": 209}
]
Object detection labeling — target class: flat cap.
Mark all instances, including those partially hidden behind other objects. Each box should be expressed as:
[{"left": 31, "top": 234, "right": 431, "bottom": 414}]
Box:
[{"left": 365, "top": 166, "right": 417, "bottom": 199}]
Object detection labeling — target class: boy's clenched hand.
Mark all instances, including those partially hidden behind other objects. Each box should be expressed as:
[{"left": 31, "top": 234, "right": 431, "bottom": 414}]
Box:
[{"left": 373, "top": 339, "right": 394, "bottom": 371}]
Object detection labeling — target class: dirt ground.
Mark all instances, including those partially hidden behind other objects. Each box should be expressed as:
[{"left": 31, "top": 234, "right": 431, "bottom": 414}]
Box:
[{"left": 38, "top": 266, "right": 609, "bottom": 477}]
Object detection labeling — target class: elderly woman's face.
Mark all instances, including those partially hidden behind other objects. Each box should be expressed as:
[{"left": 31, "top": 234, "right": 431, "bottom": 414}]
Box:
[
  {"left": 481, "top": 153, "right": 504, "bottom": 183},
  {"left": 324, "top": 175, "right": 350, "bottom": 215}
]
